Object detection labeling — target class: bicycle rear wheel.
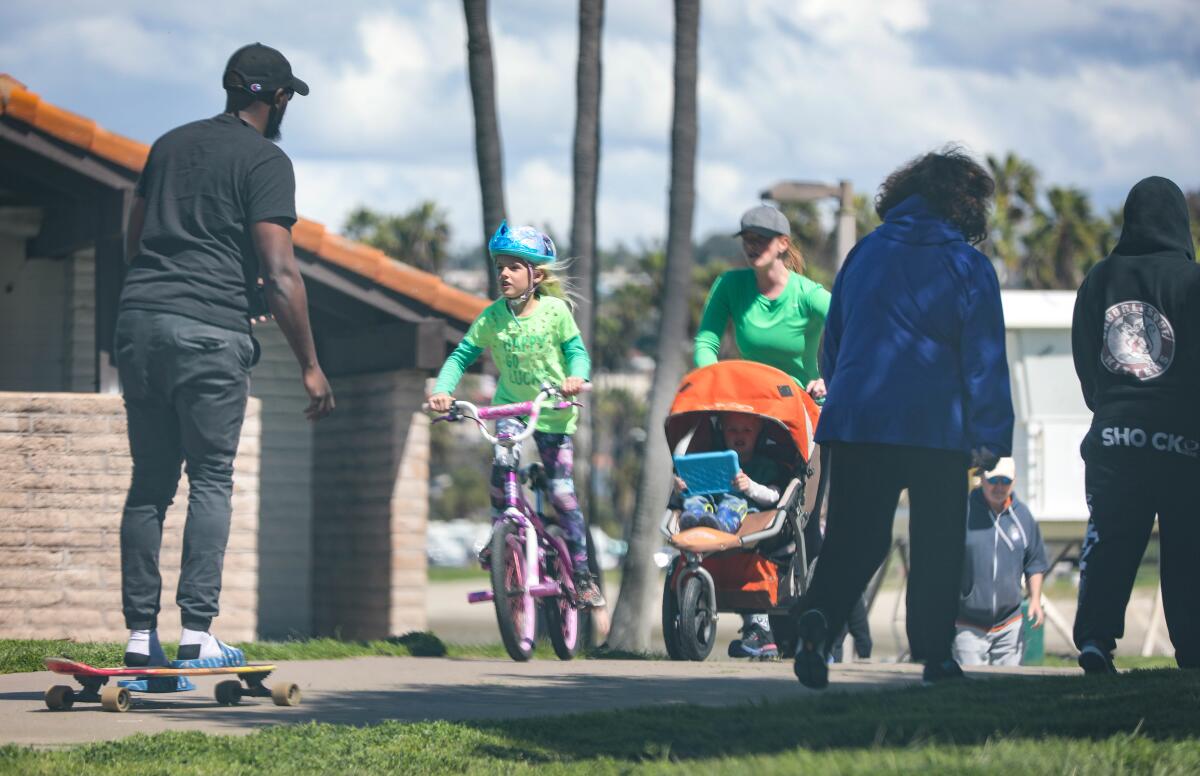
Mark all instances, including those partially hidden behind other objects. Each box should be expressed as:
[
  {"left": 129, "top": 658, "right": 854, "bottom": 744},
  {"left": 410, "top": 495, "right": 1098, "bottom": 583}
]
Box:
[
  {"left": 544, "top": 527, "right": 579, "bottom": 661},
  {"left": 491, "top": 521, "right": 536, "bottom": 661}
]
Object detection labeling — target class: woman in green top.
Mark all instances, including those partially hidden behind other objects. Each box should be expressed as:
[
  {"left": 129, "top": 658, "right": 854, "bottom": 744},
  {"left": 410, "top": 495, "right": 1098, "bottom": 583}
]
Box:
[
  {"left": 695, "top": 203, "right": 831, "bottom": 398},
  {"left": 693, "top": 204, "right": 832, "bottom": 658}
]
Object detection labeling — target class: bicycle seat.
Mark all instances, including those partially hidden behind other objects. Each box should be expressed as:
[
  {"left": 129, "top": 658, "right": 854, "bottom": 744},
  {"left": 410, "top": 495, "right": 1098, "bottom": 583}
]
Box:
[{"left": 520, "top": 463, "right": 549, "bottom": 491}]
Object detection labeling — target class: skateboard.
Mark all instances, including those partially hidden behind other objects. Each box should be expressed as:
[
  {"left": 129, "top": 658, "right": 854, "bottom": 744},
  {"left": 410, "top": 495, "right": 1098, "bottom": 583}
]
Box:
[{"left": 42, "top": 657, "right": 301, "bottom": 713}]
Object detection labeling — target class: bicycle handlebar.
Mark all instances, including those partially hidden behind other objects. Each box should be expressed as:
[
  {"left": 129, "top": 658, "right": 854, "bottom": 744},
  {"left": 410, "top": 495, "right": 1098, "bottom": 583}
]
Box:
[{"left": 422, "top": 383, "right": 589, "bottom": 446}]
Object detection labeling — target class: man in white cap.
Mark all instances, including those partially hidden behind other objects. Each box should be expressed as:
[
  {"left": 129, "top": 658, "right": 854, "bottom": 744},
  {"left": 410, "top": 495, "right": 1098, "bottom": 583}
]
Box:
[{"left": 953, "top": 457, "right": 1048, "bottom": 666}]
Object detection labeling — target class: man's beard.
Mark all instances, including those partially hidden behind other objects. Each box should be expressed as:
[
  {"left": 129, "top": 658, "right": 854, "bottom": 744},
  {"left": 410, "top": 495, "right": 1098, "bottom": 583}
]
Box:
[{"left": 265, "top": 102, "right": 286, "bottom": 142}]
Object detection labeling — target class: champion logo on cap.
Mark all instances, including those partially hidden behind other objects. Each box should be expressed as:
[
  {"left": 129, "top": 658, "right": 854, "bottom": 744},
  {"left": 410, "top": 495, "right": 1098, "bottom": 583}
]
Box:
[{"left": 249, "top": 83, "right": 263, "bottom": 92}]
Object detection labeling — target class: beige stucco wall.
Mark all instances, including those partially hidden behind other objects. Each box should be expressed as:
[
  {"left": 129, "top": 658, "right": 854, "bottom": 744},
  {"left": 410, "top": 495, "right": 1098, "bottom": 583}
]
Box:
[
  {"left": 311, "top": 370, "right": 429, "bottom": 640},
  {"left": 0, "top": 393, "right": 261, "bottom": 641}
]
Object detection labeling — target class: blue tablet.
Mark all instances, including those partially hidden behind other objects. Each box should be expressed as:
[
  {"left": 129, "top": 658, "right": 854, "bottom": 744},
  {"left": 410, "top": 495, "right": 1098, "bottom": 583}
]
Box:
[{"left": 673, "top": 450, "right": 740, "bottom": 497}]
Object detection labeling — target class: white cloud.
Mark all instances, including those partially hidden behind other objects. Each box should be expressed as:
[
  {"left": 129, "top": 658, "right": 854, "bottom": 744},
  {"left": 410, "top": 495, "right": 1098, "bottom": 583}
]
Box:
[{"left": 3, "top": 0, "right": 1198, "bottom": 253}]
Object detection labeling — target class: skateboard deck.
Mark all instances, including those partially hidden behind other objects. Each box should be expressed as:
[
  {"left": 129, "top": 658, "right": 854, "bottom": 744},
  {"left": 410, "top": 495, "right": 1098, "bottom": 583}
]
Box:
[
  {"left": 42, "top": 657, "right": 301, "bottom": 713},
  {"left": 44, "top": 657, "right": 276, "bottom": 677}
]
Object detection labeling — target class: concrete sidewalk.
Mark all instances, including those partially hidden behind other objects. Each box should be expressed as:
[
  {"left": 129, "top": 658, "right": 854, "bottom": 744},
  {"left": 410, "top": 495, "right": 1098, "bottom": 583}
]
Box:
[{"left": 1, "top": 657, "right": 1074, "bottom": 748}]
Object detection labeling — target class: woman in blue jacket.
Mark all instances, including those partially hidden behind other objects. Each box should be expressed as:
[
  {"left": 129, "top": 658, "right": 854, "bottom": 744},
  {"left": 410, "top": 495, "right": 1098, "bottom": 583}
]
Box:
[{"left": 792, "top": 147, "right": 1014, "bottom": 689}]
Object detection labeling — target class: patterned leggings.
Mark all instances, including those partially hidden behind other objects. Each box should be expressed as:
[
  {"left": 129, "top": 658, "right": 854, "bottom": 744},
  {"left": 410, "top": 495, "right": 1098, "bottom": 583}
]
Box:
[{"left": 490, "top": 418, "right": 589, "bottom": 568}]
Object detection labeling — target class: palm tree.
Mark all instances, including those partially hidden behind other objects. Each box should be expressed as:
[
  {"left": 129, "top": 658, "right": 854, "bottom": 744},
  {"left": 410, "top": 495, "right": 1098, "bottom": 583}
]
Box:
[
  {"left": 985, "top": 152, "right": 1039, "bottom": 285},
  {"left": 570, "top": 0, "right": 605, "bottom": 350},
  {"left": 1024, "top": 186, "right": 1105, "bottom": 289},
  {"left": 607, "top": 0, "right": 700, "bottom": 652},
  {"left": 463, "top": 0, "right": 505, "bottom": 298},
  {"left": 569, "top": 0, "right": 606, "bottom": 644},
  {"left": 343, "top": 201, "right": 452, "bottom": 274}
]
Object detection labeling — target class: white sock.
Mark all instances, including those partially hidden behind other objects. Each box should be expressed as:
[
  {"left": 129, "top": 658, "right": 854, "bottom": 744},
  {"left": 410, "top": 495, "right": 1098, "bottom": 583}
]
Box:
[
  {"left": 749, "top": 613, "right": 771, "bottom": 631},
  {"left": 126, "top": 629, "right": 152, "bottom": 655},
  {"left": 180, "top": 628, "right": 221, "bottom": 659}
]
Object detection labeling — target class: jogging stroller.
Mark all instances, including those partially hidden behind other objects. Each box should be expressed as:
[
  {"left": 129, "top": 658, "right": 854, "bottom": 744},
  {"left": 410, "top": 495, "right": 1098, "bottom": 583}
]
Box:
[{"left": 659, "top": 360, "right": 824, "bottom": 661}]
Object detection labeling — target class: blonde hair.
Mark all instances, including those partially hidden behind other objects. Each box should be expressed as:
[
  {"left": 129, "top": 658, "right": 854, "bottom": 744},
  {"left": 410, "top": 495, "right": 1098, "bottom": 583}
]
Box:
[
  {"left": 781, "top": 241, "right": 805, "bottom": 274},
  {"left": 532, "top": 257, "right": 581, "bottom": 312}
]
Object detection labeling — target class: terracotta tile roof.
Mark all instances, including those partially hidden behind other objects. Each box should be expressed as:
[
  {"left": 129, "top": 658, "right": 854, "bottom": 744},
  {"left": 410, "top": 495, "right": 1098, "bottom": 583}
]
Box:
[{"left": 0, "top": 75, "right": 487, "bottom": 325}]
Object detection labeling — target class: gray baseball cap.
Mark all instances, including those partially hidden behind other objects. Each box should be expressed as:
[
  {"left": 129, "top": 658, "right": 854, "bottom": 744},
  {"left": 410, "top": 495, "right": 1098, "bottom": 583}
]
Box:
[{"left": 734, "top": 204, "right": 790, "bottom": 238}]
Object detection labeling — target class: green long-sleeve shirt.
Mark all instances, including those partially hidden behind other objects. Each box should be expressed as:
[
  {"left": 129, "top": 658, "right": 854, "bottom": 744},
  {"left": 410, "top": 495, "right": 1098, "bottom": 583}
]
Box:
[
  {"left": 434, "top": 295, "right": 590, "bottom": 434},
  {"left": 694, "top": 269, "right": 831, "bottom": 386}
]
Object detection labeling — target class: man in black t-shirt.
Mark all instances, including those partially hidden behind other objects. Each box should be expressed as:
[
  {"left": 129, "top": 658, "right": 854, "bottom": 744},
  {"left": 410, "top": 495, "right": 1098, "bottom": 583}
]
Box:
[{"left": 116, "top": 43, "right": 334, "bottom": 668}]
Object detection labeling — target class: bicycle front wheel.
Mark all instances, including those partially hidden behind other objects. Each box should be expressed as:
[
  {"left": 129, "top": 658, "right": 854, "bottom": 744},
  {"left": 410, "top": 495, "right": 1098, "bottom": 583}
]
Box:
[{"left": 491, "top": 521, "right": 535, "bottom": 661}]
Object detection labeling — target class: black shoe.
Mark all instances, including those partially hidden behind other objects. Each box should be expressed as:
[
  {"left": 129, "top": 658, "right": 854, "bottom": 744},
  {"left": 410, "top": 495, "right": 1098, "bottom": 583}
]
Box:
[
  {"left": 728, "top": 624, "right": 779, "bottom": 660},
  {"left": 1078, "top": 643, "right": 1117, "bottom": 675},
  {"left": 792, "top": 609, "right": 829, "bottom": 689},
  {"left": 922, "top": 658, "right": 965, "bottom": 685}
]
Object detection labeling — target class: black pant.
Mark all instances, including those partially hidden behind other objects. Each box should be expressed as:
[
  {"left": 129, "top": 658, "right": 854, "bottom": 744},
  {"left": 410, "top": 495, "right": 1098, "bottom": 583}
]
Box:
[
  {"left": 831, "top": 594, "right": 873, "bottom": 662},
  {"left": 1075, "top": 427, "right": 1200, "bottom": 667},
  {"left": 800, "top": 442, "right": 969, "bottom": 664},
  {"left": 116, "top": 310, "right": 254, "bottom": 632}
]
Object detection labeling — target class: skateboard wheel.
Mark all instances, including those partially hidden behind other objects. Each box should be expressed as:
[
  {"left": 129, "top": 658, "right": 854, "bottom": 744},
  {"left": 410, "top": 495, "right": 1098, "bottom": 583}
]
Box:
[
  {"left": 215, "top": 680, "right": 242, "bottom": 706},
  {"left": 44, "top": 685, "right": 75, "bottom": 711},
  {"left": 271, "top": 682, "right": 301, "bottom": 707},
  {"left": 100, "top": 686, "right": 131, "bottom": 713}
]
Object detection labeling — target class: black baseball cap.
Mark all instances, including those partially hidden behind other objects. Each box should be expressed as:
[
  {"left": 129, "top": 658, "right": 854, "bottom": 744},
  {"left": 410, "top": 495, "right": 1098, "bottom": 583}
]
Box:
[{"left": 223, "top": 43, "right": 309, "bottom": 99}]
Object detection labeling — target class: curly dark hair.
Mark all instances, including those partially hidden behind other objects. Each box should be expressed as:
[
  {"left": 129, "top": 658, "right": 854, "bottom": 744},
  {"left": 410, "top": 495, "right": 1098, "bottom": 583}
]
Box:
[{"left": 875, "top": 146, "right": 995, "bottom": 244}]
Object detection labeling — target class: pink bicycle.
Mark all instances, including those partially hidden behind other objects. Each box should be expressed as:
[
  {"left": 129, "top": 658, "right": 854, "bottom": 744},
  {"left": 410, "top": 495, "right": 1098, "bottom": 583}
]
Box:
[{"left": 426, "top": 384, "right": 587, "bottom": 662}]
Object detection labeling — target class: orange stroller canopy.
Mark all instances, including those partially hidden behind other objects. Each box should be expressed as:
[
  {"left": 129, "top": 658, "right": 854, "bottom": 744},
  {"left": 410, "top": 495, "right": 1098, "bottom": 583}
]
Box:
[{"left": 665, "top": 361, "right": 820, "bottom": 468}]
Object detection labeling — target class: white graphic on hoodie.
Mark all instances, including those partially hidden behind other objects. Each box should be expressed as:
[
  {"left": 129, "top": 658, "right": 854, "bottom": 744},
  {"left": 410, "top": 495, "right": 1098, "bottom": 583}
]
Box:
[{"left": 1101, "top": 301, "right": 1174, "bottom": 380}]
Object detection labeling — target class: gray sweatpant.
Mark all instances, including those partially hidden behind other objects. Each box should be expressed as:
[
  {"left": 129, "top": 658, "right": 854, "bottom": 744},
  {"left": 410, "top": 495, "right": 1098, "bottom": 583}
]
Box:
[
  {"left": 953, "top": 616, "right": 1024, "bottom": 666},
  {"left": 115, "top": 310, "right": 254, "bottom": 632}
]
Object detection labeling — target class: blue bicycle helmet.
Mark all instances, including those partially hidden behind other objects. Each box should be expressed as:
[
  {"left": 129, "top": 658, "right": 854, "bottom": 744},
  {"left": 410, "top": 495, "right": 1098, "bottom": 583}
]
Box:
[{"left": 488, "top": 221, "right": 557, "bottom": 265}]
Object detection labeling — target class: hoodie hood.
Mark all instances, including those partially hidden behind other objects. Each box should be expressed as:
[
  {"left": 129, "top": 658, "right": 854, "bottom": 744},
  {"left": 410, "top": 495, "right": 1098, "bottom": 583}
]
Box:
[
  {"left": 1112, "top": 176, "right": 1194, "bottom": 262},
  {"left": 877, "top": 194, "right": 965, "bottom": 247}
]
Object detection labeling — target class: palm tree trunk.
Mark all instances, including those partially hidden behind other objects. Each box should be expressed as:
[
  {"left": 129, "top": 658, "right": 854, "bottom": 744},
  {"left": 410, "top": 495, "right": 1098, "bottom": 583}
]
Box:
[
  {"left": 570, "top": 0, "right": 604, "bottom": 353},
  {"left": 570, "top": 0, "right": 606, "bottom": 645},
  {"left": 463, "top": 0, "right": 504, "bottom": 298},
  {"left": 606, "top": 0, "right": 699, "bottom": 652},
  {"left": 570, "top": 0, "right": 604, "bottom": 520}
]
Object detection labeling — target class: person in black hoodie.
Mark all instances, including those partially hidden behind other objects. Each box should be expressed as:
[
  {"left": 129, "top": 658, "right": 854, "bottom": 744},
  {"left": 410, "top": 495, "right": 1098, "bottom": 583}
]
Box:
[{"left": 1072, "top": 176, "right": 1200, "bottom": 674}]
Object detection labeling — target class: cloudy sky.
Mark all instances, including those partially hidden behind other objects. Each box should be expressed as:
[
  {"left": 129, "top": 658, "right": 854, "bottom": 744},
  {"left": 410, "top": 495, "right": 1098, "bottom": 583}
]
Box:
[{"left": 2, "top": 0, "right": 1197, "bottom": 250}]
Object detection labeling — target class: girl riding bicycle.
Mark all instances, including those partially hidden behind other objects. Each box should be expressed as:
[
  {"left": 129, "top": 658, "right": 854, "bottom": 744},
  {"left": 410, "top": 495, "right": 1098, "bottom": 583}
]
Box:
[{"left": 427, "top": 222, "right": 604, "bottom": 609}]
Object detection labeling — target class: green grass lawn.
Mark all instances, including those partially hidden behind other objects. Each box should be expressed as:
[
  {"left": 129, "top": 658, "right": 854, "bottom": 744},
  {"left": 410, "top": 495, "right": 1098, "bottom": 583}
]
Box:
[
  {"left": 1041, "top": 654, "right": 1178, "bottom": 670},
  {"left": 426, "top": 566, "right": 490, "bottom": 583},
  {"left": 0, "top": 636, "right": 655, "bottom": 675},
  {"left": 2, "top": 668, "right": 1198, "bottom": 774}
]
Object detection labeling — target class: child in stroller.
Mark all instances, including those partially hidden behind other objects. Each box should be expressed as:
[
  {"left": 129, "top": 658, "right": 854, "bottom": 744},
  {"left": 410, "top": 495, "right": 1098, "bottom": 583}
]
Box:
[{"left": 675, "top": 413, "right": 787, "bottom": 534}]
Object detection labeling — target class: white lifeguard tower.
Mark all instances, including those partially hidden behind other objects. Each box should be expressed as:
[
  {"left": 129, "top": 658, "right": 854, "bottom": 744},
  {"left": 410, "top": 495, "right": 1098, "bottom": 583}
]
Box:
[{"left": 1002, "top": 290, "right": 1091, "bottom": 538}]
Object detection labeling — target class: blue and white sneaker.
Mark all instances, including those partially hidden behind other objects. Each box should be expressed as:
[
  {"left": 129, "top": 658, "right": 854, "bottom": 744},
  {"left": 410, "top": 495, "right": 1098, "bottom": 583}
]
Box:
[
  {"left": 728, "top": 623, "right": 779, "bottom": 660},
  {"left": 171, "top": 633, "right": 246, "bottom": 669}
]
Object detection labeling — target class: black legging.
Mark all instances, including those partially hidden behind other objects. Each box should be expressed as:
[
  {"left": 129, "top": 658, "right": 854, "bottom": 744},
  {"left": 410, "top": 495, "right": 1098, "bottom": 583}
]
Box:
[{"left": 800, "top": 441, "right": 968, "bottom": 663}]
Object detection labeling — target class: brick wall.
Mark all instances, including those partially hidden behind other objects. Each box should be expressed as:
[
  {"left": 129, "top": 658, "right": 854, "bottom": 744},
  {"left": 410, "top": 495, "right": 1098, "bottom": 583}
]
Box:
[
  {"left": 0, "top": 393, "right": 261, "bottom": 641},
  {"left": 312, "top": 370, "right": 429, "bottom": 640}
]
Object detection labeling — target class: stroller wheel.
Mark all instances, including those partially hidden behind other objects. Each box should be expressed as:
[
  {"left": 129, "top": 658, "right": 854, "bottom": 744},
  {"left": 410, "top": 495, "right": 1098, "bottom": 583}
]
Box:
[
  {"left": 677, "top": 574, "right": 717, "bottom": 661},
  {"left": 661, "top": 562, "right": 685, "bottom": 661}
]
